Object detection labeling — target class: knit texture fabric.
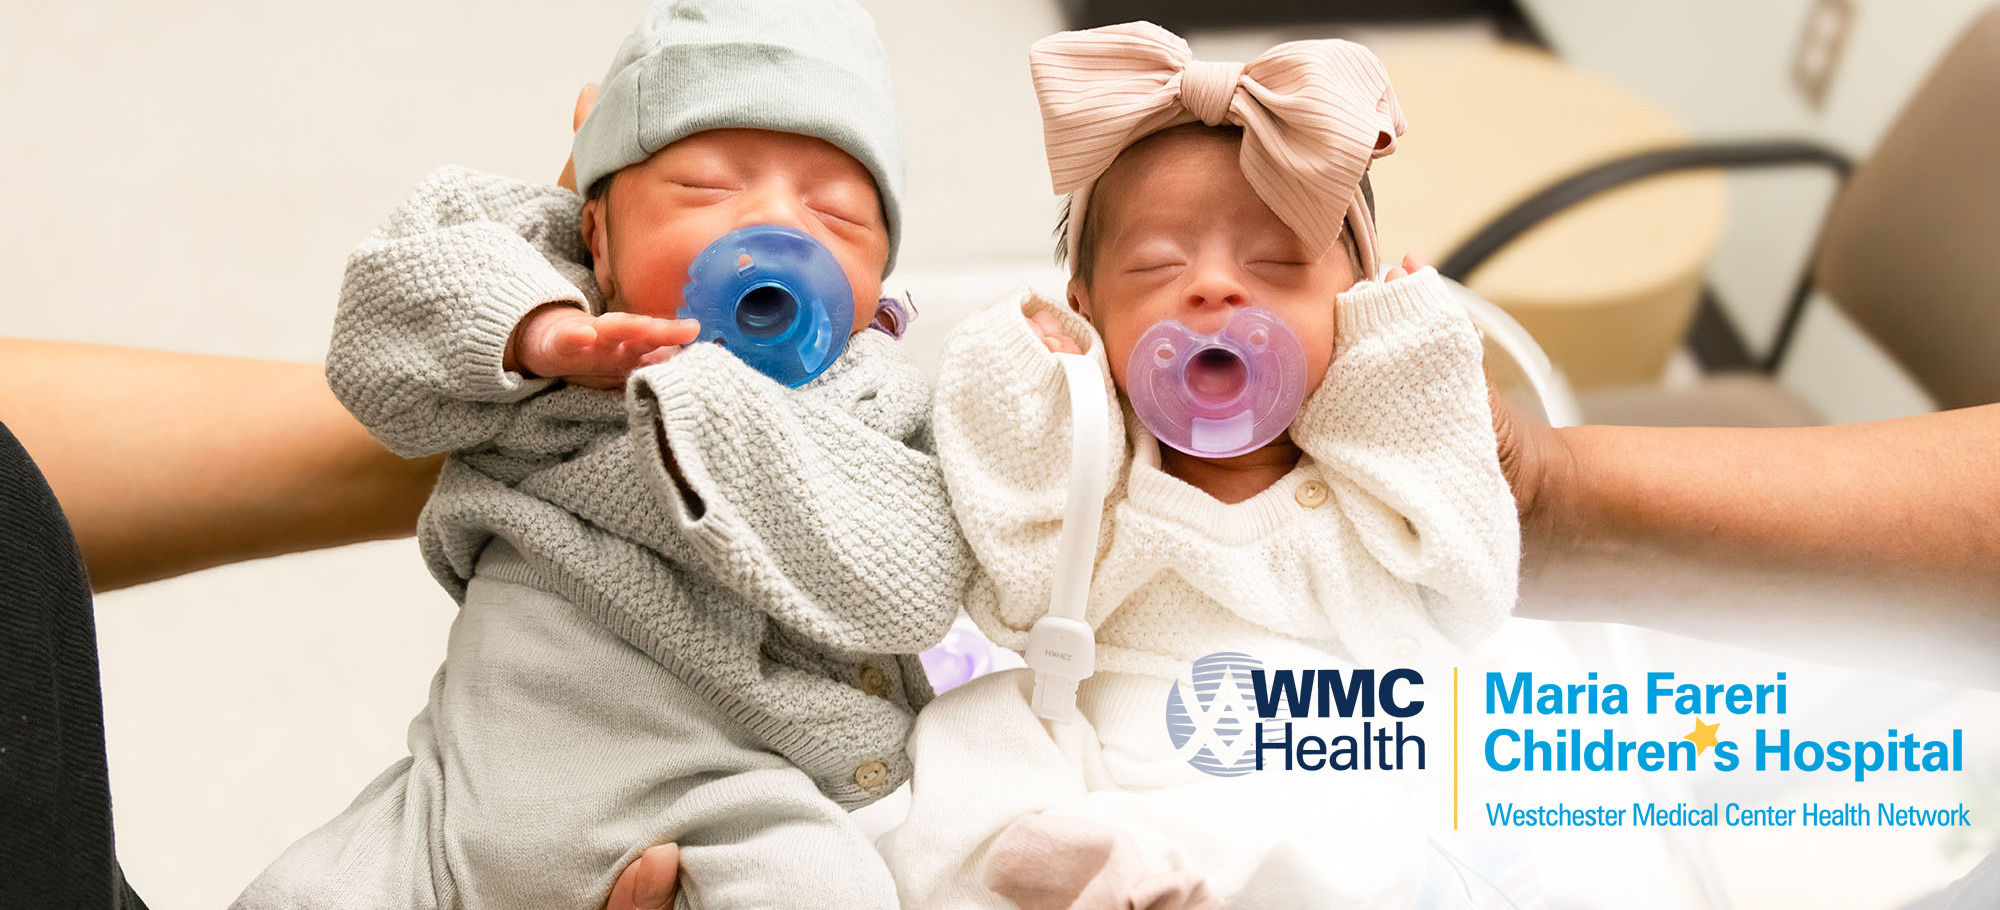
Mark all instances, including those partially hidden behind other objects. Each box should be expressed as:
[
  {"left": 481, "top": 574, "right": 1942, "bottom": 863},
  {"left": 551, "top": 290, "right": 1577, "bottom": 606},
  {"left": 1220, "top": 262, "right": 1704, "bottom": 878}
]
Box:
[
  {"left": 931, "top": 267, "right": 1519, "bottom": 682},
  {"left": 572, "top": 0, "right": 907, "bottom": 270},
  {"left": 893, "top": 269, "right": 1514, "bottom": 908},
  {"left": 233, "top": 542, "right": 903, "bottom": 910},
  {"left": 324, "top": 164, "right": 967, "bottom": 808}
]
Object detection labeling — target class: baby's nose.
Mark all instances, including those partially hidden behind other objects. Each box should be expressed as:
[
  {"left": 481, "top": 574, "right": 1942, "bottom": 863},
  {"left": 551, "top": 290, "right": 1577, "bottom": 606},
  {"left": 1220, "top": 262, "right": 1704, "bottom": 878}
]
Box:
[
  {"left": 1182, "top": 264, "right": 1251, "bottom": 314},
  {"left": 737, "top": 187, "right": 813, "bottom": 233}
]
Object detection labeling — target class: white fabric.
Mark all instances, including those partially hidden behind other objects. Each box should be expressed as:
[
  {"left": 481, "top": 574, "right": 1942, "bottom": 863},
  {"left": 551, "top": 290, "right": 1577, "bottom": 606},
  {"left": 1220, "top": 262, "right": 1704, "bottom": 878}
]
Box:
[
  {"left": 889, "top": 268, "right": 1520, "bottom": 907},
  {"left": 931, "top": 267, "right": 1518, "bottom": 684}
]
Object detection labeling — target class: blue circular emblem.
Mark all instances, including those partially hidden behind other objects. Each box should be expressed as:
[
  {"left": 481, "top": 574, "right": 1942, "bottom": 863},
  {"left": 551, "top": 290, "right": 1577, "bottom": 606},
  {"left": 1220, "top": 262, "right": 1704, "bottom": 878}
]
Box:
[{"left": 1164, "top": 651, "right": 1267, "bottom": 777}]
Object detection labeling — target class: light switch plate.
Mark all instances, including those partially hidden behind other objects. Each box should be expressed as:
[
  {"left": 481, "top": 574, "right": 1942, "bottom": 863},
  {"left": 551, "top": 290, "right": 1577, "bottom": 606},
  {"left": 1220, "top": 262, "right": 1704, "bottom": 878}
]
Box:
[{"left": 1793, "top": 0, "right": 1856, "bottom": 109}]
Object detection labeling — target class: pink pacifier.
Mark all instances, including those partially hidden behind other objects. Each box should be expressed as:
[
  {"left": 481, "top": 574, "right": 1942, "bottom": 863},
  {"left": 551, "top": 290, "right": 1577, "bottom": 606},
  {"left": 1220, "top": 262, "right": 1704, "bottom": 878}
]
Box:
[{"left": 1125, "top": 307, "right": 1308, "bottom": 458}]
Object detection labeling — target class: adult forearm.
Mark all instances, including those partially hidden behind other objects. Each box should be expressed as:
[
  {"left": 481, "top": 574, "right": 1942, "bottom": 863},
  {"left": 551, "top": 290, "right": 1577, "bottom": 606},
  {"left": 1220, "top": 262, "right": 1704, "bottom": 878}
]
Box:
[
  {"left": 1510, "top": 406, "right": 2000, "bottom": 687},
  {"left": 0, "top": 338, "right": 442, "bottom": 591},
  {"left": 1536, "top": 405, "right": 2000, "bottom": 583}
]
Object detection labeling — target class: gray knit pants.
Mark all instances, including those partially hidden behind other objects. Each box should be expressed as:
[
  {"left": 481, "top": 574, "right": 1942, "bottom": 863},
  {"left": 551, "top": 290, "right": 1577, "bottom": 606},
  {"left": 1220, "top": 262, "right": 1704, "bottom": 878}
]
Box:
[{"left": 231, "top": 541, "right": 896, "bottom": 910}]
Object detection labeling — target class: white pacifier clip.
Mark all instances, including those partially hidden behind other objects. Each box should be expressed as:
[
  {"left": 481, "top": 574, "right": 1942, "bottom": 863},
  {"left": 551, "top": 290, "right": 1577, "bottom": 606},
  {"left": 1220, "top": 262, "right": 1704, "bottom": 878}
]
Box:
[
  {"left": 1026, "top": 351, "right": 1111, "bottom": 722},
  {"left": 1024, "top": 352, "right": 1120, "bottom": 724}
]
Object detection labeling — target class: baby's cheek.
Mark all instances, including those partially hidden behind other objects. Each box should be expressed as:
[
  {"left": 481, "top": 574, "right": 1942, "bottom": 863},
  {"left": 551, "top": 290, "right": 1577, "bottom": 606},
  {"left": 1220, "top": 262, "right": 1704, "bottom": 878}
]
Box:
[
  {"left": 615, "top": 288, "right": 686, "bottom": 319},
  {"left": 848, "top": 295, "right": 881, "bottom": 336},
  {"left": 1309, "top": 330, "right": 1338, "bottom": 392},
  {"left": 1099, "top": 329, "right": 1139, "bottom": 398},
  {"left": 609, "top": 254, "right": 694, "bottom": 319},
  {"left": 835, "top": 242, "right": 888, "bottom": 336}
]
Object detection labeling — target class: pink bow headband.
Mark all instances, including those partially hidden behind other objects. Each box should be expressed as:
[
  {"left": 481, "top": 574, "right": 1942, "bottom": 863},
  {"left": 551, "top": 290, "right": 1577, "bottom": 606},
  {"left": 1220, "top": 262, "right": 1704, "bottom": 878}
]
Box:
[{"left": 1029, "top": 21, "right": 1407, "bottom": 278}]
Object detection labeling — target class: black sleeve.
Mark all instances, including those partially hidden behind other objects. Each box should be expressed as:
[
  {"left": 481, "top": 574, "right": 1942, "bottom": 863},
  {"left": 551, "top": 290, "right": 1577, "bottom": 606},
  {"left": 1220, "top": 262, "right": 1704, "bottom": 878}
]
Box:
[{"left": 0, "top": 422, "right": 149, "bottom": 910}]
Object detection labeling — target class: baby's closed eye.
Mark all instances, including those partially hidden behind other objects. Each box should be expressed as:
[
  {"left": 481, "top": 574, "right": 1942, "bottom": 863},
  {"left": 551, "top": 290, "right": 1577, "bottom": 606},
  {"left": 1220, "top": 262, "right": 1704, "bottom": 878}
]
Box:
[
  {"left": 1120, "top": 251, "right": 1186, "bottom": 273},
  {"left": 804, "top": 179, "right": 881, "bottom": 228}
]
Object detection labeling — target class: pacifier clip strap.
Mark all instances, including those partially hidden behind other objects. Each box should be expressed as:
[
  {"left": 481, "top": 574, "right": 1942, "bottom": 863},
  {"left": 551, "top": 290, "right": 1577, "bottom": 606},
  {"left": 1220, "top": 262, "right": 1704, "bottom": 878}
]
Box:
[{"left": 1027, "top": 352, "right": 1110, "bottom": 722}]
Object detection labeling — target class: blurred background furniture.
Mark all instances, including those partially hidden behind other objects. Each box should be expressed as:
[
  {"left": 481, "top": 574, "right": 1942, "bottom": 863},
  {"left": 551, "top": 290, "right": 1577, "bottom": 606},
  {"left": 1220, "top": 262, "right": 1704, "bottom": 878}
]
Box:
[
  {"left": 1438, "top": 5, "right": 2000, "bottom": 426},
  {"left": 1057, "top": 0, "right": 1542, "bottom": 42},
  {"left": 1065, "top": 0, "right": 1741, "bottom": 394},
  {"left": 1368, "top": 41, "right": 1730, "bottom": 391}
]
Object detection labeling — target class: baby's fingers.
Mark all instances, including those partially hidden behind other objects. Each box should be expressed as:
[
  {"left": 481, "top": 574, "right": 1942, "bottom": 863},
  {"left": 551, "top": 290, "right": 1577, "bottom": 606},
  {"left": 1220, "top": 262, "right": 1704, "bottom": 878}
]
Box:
[
  {"left": 546, "top": 319, "right": 602, "bottom": 357},
  {"left": 522, "top": 312, "right": 697, "bottom": 384},
  {"left": 1026, "top": 310, "right": 1082, "bottom": 355},
  {"left": 538, "top": 320, "right": 676, "bottom": 382},
  {"left": 1383, "top": 253, "right": 1424, "bottom": 282},
  {"left": 594, "top": 313, "right": 701, "bottom": 350},
  {"left": 635, "top": 346, "right": 681, "bottom": 369}
]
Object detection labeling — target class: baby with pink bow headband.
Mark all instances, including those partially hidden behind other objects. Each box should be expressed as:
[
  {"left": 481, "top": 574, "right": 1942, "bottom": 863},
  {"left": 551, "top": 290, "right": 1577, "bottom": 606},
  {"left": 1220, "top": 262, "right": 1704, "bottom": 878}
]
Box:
[{"left": 880, "top": 21, "right": 1522, "bottom": 910}]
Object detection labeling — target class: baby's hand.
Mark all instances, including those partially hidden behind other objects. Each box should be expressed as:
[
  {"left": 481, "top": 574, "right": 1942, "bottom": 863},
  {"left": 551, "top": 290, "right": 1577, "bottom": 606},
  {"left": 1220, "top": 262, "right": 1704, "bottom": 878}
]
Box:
[
  {"left": 1383, "top": 253, "right": 1424, "bottom": 282},
  {"left": 506, "top": 304, "right": 701, "bottom": 389},
  {"left": 1027, "top": 309, "right": 1083, "bottom": 355}
]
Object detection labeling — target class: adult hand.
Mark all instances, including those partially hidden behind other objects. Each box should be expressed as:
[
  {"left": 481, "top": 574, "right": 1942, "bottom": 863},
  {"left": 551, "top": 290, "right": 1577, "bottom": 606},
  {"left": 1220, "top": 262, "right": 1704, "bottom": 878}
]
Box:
[
  {"left": 558, "top": 83, "right": 600, "bottom": 193},
  {"left": 1487, "top": 383, "right": 1564, "bottom": 541},
  {"left": 605, "top": 844, "right": 681, "bottom": 910}
]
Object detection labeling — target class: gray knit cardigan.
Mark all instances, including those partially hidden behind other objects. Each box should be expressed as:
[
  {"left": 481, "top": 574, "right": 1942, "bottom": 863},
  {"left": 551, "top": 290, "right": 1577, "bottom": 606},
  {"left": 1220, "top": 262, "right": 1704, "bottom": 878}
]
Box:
[{"left": 326, "top": 165, "right": 969, "bottom": 806}]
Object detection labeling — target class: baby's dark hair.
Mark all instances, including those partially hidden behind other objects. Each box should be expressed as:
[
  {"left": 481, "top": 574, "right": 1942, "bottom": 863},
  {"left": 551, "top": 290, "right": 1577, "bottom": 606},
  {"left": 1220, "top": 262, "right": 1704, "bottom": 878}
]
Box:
[{"left": 1054, "top": 153, "right": 1376, "bottom": 286}]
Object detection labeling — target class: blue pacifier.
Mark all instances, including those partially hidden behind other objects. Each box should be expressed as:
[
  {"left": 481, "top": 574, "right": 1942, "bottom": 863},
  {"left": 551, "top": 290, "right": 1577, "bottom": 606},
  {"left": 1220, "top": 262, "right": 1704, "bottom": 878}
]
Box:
[{"left": 679, "top": 225, "right": 854, "bottom": 387}]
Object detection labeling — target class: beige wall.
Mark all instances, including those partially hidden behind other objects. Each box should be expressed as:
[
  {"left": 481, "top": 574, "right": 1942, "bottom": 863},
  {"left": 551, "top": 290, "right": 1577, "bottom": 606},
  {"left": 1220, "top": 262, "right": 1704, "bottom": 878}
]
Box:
[{"left": 0, "top": 0, "right": 1062, "bottom": 363}]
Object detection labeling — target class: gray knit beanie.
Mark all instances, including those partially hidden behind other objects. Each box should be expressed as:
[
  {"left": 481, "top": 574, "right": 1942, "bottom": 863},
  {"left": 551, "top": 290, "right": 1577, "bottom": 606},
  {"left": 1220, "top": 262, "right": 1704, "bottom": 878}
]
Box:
[{"left": 572, "top": 0, "right": 907, "bottom": 272}]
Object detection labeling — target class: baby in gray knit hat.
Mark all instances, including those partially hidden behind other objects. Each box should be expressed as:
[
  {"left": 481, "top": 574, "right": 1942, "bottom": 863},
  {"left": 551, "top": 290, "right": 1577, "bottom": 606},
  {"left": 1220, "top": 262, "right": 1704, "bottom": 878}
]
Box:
[{"left": 232, "top": 2, "right": 967, "bottom": 910}]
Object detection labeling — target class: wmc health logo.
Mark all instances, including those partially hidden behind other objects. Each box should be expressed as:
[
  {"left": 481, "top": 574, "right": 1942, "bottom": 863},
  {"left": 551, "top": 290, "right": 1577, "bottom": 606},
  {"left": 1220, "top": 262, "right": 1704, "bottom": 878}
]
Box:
[{"left": 1166, "top": 652, "right": 1430, "bottom": 778}]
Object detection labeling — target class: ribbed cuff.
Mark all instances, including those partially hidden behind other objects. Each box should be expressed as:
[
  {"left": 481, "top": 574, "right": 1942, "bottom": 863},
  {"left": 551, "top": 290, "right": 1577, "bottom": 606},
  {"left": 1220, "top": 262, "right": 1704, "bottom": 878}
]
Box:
[
  {"left": 983, "top": 291, "right": 1093, "bottom": 400},
  {"left": 1335, "top": 266, "right": 1457, "bottom": 343},
  {"left": 461, "top": 269, "right": 588, "bottom": 398}
]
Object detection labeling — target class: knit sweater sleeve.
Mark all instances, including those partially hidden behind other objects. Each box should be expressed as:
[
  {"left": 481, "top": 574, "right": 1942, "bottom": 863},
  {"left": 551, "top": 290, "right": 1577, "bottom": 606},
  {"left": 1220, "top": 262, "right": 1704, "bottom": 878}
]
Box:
[
  {"left": 325, "top": 165, "right": 596, "bottom": 458},
  {"left": 929, "top": 292, "right": 1127, "bottom": 650},
  {"left": 625, "top": 337, "right": 967, "bottom": 655},
  {"left": 1291, "top": 267, "right": 1520, "bottom": 645}
]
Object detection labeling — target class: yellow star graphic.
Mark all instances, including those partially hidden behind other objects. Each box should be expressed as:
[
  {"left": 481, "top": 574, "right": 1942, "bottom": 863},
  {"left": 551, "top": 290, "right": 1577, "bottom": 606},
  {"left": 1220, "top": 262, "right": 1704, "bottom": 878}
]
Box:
[{"left": 1684, "top": 717, "right": 1721, "bottom": 756}]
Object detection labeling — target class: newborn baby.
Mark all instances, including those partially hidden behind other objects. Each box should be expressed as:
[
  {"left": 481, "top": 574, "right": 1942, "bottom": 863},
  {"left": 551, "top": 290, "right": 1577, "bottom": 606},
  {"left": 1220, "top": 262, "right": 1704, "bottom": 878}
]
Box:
[
  {"left": 883, "top": 23, "right": 1518, "bottom": 910},
  {"left": 233, "top": 2, "right": 967, "bottom": 909}
]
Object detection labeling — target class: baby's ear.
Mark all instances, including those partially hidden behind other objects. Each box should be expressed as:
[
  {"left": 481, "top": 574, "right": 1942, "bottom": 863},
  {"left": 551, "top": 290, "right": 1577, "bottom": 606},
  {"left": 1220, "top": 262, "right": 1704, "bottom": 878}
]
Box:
[
  {"left": 580, "top": 197, "right": 616, "bottom": 299},
  {"left": 1065, "top": 277, "right": 1093, "bottom": 324}
]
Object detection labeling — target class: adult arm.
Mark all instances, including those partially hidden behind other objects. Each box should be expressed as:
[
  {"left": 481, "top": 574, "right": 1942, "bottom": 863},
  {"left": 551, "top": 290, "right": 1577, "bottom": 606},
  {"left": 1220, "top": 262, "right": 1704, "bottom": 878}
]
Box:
[
  {"left": 0, "top": 338, "right": 442, "bottom": 592},
  {"left": 1505, "top": 402, "right": 2000, "bottom": 684},
  {"left": 1523, "top": 406, "right": 2000, "bottom": 578}
]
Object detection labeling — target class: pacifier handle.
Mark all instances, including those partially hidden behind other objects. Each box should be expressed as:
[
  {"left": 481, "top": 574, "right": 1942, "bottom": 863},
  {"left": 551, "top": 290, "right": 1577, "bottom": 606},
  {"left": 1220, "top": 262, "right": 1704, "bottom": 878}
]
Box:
[{"left": 1027, "top": 350, "right": 1108, "bottom": 723}]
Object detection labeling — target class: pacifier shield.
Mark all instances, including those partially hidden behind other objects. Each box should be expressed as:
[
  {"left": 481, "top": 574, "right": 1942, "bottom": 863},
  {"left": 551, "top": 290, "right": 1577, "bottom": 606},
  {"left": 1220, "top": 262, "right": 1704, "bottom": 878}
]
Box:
[
  {"left": 680, "top": 225, "right": 854, "bottom": 387},
  {"left": 1125, "top": 307, "right": 1308, "bottom": 458}
]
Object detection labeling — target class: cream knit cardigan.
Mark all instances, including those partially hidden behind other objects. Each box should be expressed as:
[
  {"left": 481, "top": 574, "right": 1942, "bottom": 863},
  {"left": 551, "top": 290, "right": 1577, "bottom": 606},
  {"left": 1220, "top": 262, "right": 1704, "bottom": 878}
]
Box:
[{"left": 931, "top": 267, "right": 1519, "bottom": 682}]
